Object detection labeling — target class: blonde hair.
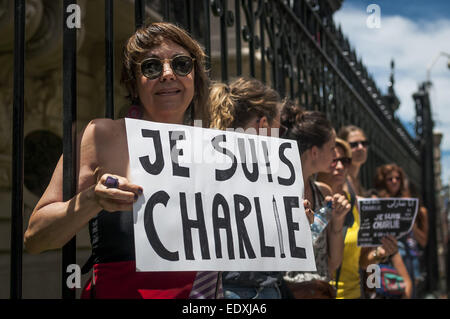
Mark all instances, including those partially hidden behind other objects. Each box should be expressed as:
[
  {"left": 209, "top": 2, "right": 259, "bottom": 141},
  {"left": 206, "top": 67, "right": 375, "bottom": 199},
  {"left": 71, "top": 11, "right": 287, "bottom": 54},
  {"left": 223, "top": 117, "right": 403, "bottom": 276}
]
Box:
[
  {"left": 316, "top": 137, "right": 351, "bottom": 185},
  {"left": 209, "top": 77, "right": 280, "bottom": 130},
  {"left": 335, "top": 137, "right": 352, "bottom": 159}
]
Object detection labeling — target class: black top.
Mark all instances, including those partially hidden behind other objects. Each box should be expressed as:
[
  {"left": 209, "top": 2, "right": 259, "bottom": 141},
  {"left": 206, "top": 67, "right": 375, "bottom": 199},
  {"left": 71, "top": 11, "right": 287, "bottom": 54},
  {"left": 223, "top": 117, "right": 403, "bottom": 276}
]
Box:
[{"left": 82, "top": 210, "right": 135, "bottom": 273}]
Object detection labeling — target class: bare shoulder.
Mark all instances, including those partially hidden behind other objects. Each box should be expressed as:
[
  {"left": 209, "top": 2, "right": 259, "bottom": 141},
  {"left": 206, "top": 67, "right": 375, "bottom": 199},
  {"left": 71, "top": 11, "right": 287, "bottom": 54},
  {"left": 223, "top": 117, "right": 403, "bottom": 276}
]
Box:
[
  {"left": 82, "top": 118, "right": 125, "bottom": 140},
  {"left": 77, "top": 118, "right": 126, "bottom": 180},
  {"left": 315, "top": 181, "right": 332, "bottom": 197}
]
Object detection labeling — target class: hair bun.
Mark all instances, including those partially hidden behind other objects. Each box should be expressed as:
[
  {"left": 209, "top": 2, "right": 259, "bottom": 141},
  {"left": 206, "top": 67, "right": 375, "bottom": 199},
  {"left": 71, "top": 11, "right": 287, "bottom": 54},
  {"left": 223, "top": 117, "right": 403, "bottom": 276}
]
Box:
[{"left": 281, "top": 100, "right": 304, "bottom": 127}]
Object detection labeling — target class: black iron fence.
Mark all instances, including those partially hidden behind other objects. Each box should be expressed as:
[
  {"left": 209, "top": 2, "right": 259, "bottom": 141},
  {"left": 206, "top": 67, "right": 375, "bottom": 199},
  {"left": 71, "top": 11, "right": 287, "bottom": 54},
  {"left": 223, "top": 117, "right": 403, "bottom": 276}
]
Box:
[{"left": 11, "top": 0, "right": 432, "bottom": 298}]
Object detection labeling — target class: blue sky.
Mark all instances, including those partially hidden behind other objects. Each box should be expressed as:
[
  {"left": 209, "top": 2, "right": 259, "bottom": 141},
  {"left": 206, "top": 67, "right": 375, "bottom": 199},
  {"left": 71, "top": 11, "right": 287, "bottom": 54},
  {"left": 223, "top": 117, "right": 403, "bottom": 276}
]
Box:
[{"left": 334, "top": 0, "right": 450, "bottom": 186}]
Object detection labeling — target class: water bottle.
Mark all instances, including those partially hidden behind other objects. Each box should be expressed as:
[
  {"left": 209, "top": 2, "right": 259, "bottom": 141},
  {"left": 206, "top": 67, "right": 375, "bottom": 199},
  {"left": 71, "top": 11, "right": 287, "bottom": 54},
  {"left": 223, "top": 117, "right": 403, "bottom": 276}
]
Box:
[{"left": 310, "top": 201, "right": 332, "bottom": 243}]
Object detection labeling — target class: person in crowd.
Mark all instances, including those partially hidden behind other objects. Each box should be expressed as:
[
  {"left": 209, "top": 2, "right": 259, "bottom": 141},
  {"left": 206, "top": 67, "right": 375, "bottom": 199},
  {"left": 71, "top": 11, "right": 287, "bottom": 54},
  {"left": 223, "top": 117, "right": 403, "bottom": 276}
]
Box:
[
  {"left": 316, "top": 139, "right": 399, "bottom": 298},
  {"left": 337, "top": 125, "right": 369, "bottom": 196},
  {"left": 24, "top": 22, "right": 218, "bottom": 299},
  {"left": 374, "top": 163, "right": 427, "bottom": 298},
  {"left": 281, "top": 101, "right": 351, "bottom": 299},
  {"left": 209, "top": 77, "right": 281, "bottom": 299},
  {"left": 365, "top": 188, "right": 413, "bottom": 299},
  {"left": 208, "top": 77, "right": 313, "bottom": 299}
]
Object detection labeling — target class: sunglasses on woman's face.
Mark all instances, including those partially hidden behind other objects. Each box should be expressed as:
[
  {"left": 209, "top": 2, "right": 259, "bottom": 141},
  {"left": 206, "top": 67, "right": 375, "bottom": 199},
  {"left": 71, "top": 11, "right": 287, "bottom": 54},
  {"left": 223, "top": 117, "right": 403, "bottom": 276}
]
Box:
[
  {"left": 140, "top": 55, "right": 195, "bottom": 80},
  {"left": 332, "top": 157, "right": 352, "bottom": 167},
  {"left": 349, "top": 140, "right": 370, "bottom": 149},
  {"left": 386, "top": 176, "right": 400, "bottom": 183}
]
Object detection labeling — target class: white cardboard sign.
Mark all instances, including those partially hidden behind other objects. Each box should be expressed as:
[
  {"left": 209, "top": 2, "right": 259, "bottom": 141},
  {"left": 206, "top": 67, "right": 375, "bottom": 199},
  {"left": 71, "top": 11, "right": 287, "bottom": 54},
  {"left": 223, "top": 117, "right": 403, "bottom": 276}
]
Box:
[{"left": 125, "top": 118, "right": 316, "bottom": 272}]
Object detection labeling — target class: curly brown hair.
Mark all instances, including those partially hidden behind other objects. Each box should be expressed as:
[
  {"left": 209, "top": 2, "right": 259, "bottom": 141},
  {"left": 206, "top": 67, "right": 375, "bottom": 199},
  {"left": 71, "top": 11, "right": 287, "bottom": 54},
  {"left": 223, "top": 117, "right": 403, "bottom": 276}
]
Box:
[
  {"left": 208, "top": 77, "right": 280, "bottom": 130},
  {"left": 374, "top": 163, "right": 411, "bottom": 197},
  {"left": 121, "top": 21, "right": 210, "bottom": 126}
]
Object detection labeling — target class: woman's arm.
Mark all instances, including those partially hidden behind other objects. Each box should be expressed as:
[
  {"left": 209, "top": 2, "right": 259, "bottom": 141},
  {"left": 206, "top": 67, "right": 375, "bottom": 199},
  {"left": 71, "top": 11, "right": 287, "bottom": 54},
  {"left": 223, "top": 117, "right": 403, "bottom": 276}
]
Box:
[
  {"left": 391, "top": 252, "right": 413, "bottom": 299},
  {"left": 359, "top": 235, "right": 399, "bottom": 269},
  {"left": 326, "top": 192, "right": 351, "bottom": 274},
  {"left": 24, "top": 119, "right": 141, "bottom": 254},
  {"left": 412, "top": 206, "right": 428, "bottom": 248}
]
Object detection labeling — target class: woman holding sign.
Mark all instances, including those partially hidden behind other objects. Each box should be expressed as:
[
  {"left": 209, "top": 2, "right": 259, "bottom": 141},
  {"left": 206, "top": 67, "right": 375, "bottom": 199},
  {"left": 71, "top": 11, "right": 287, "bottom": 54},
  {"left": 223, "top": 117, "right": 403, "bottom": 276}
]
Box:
[
  {"left": 374, "top": 163, "right": 427, "bottom": 298},
  {"left": 24, "top": 22, "right": 215, "bottom": 298},
  {"left": 209, "top": 77, "right": 314, "bottom": 299},
  {"left": 281, "top": 101, "right": 351, "bottom": 298},
  {"left": 210, "top": 77, "right": 282, "bottom": 299}
]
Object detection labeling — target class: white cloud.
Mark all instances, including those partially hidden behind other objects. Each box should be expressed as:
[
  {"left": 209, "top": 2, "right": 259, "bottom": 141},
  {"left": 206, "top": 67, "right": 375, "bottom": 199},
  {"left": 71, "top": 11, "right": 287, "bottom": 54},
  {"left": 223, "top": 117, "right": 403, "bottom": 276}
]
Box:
[{"left": 334, "top": 6, "right": 450, "bottom": 183}]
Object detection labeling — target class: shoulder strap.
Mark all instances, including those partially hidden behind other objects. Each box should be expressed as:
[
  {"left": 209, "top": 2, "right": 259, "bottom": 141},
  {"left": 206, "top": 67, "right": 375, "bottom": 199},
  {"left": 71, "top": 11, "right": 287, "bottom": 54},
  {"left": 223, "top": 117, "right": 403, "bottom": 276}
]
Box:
[
  {"left": 310, "top": 179, "right": 325, "bottom": 210},
  {"left": 334, "top": 224, "right": 350, "bottom": 290},
  {"left": 346, "top": 179, "right": 357, "bottom": 209}
]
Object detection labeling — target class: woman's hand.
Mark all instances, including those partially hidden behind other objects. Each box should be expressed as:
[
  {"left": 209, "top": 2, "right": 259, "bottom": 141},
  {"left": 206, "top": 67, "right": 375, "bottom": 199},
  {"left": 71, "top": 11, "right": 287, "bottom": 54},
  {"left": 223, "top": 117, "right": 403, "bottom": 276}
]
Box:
[
  {"left": 326, "top": 194, "right": 351, "bottom": 232},
  {"left": 303, "top": 199, "right": 314, "bottom": 224},
  {"left": 94, "top": 174, "right": 143, "bottom": 212},
  {"left": 377, "top": 235, "right": 398, "bottom": 259}
]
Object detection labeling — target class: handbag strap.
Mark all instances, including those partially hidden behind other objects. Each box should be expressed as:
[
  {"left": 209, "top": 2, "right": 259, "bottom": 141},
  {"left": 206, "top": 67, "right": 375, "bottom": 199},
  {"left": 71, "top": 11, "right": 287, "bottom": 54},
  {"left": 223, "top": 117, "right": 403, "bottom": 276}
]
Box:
[{"left": 334, "top": 225, "right": 349, "bottom": 290}]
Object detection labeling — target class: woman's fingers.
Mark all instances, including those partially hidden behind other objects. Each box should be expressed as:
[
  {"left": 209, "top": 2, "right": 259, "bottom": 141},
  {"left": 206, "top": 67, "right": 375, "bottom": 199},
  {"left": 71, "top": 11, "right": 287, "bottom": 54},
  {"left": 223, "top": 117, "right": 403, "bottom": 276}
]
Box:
[
  {"left": 303, "top": 200, "right": 314, "bottom": 224},
  {"left": 380, "top": 236, "right": 399, "bottom": 256},
  {"left": 95, "top": 174, "right": 143, "bottom": 212},
  {"left": 331, "top": 194, "right": 351, "bottom": 216}
]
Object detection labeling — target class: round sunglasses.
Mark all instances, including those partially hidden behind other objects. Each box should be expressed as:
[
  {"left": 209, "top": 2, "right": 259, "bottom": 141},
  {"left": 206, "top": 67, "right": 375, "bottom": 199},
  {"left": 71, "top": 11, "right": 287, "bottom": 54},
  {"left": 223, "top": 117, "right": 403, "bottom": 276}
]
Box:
[{"left": 140, "top": 55, "right": 195, "bottom": 80}]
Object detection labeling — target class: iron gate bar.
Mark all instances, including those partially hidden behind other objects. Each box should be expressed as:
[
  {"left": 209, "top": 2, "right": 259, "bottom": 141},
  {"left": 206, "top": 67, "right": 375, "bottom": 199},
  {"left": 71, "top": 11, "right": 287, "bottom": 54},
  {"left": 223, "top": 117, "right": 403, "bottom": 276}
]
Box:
[
  {"left": 135, "top": 0, "right": 145, "bottom": 29},
  {"left": 11, "top": 0, "right": 25, "bottom": 300},
  {"left": 105, "top": 0, "right": 114, "bottom": 119},
  {"left": 219, "top": 0, "right": 229, "bottom": 83},
  {"left": 163, "top": 0, "right": 170, "bottom": 21},
  {"left": 62, "top": 0, "right": 78, "bottom": 300},
  {"left": 258, "top": 5, "right": 266, "bottom": 84},
  {"left": 234, "top": 0, "right": 242, "bottom": 76},
  {"left": 243, "top": 0, "right": 256, "bottom": 78},
  {"left": 414, "top": 87, "right": 439, "bottom": 292},
  {"left": 203, "top": 0, "right": 211, "bottom": 72},
  {"left": 186, "top": 0, "right": 194, "bottom": 34}
]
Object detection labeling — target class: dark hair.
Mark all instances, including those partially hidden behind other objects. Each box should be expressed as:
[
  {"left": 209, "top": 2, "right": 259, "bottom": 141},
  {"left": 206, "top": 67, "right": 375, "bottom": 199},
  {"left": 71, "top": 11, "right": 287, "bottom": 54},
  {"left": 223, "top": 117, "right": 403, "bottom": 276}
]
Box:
[
  {"left": 209, "top": 77, "right": 280, "bottom": 129},
  {"left": 374, "top": 163, "right": 411, "bottom": 197},
  {"left": 121, "top": 21, "right": 210, "bottom": 126},
  {"left": 281, "top": 100, "right": 334, "bottom": 154},
  {"left": 338, "top": 125, "right": 366, "bottom": 141}
]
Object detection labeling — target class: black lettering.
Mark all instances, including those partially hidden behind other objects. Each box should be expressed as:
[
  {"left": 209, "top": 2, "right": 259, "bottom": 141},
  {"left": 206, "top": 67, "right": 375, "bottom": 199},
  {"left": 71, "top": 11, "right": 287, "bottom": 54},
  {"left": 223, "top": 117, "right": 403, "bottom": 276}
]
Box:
[
  {"left": 277, "top": 143, "right": 295, "bottom": 186},
  {"left": 180, "top": 192, "right": 210, "bottom": 260},
  {"left": 261, "top": 141, "right": 273, "bottom": 183},
  {"left": 139, "top": 129, "right": 164, "bottom": 175},
  {"left": 211, "top": 134, "right": 237, "bottom": 181},
  {"left": 233, "top": 194, "right": 256, "bottom": 259},
  {"left": 254, "top": 197, "right": 275, "bottom": 257},
  {"left": 212, "top": 194, "right": 235, "bottom": 259},
  {"left": 238, "top": 137, "right": 259, "bottom": 182},
  {"left": 144, "top": 191, "right": 179, "bottom": 261},
  {"left": 169, "top": 131, "right": 190, "bottom": 178},
  {"left": 283, "top": 196, "right": 306, "bottom": 258}
]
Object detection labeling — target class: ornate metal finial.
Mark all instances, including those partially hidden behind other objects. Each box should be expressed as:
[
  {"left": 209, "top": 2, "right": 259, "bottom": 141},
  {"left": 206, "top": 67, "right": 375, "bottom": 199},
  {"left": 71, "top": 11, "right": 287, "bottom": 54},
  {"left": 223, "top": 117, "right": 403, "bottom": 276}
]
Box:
[
  {"left": 384, "top": 58, "right": 400, "bottom": 112},
  {"left": 389, "top": 59, "right": 395, "bottom": 90}
]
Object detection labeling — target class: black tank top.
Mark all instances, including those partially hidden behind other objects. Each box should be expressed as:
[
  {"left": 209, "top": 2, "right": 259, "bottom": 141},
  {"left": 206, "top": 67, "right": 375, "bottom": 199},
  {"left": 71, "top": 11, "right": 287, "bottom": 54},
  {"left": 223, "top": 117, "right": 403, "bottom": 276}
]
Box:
[{"left": 88, "top": 210, "right": 135, "bottom": 264}]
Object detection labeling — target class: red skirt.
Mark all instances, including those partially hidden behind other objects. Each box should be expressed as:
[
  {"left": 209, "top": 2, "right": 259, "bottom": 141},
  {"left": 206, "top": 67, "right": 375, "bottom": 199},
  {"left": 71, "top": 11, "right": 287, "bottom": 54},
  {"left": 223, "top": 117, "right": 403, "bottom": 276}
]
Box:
[{"left": 81, "top": 260, "right": 196, "bottom": 299}]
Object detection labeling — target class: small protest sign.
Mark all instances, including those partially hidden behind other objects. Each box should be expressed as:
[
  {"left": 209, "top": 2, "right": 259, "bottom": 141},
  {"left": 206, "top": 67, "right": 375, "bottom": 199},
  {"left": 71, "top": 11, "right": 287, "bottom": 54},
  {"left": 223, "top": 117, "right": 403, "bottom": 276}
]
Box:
[
  {"left": 357, "top": 198, "right": 419, "bottom": 247},
  {"left": 125, "top": 118, "right": 316, "bottom": 272}
]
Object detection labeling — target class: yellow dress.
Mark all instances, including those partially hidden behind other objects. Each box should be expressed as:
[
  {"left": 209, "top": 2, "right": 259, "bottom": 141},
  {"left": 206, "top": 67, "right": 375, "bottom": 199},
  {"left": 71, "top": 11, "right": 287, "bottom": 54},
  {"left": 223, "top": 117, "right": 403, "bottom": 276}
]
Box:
[{"left": 330, "top": 193, "right": 361, "bottom": 299}]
